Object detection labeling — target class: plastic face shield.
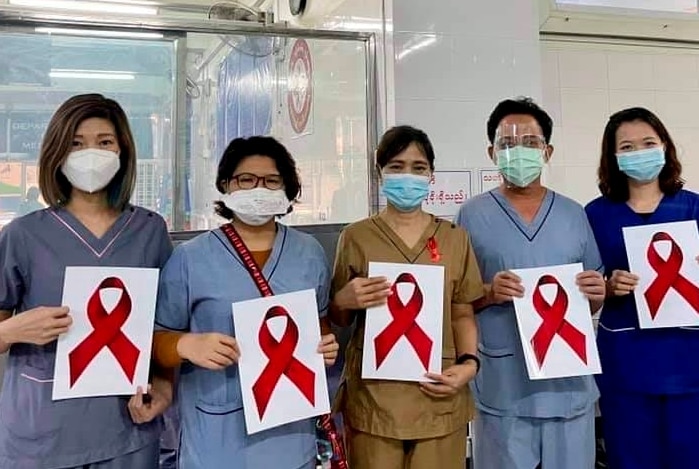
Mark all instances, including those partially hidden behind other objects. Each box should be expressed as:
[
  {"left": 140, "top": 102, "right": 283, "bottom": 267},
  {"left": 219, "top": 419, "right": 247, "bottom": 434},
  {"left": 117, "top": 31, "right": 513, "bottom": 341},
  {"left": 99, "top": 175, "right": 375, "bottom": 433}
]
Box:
[
  {"left": 493, "top": 123, "right": 547, "bottom": 188},
  {"left": 493, "top": 123, "right": 547, "bottom": 161}
]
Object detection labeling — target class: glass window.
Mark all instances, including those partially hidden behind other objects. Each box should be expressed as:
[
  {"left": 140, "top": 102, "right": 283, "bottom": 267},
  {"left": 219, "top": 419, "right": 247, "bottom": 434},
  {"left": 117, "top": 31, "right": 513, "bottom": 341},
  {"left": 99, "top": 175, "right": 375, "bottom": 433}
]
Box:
[
  {"left": 0, "top": 23, "right": 373, "bottom": 231},
  {"left": 0, "top": 29, "right": 175, "bottom": 227},
  {"left": 184, "top": 33, "right": 370, "bottom": 230}
]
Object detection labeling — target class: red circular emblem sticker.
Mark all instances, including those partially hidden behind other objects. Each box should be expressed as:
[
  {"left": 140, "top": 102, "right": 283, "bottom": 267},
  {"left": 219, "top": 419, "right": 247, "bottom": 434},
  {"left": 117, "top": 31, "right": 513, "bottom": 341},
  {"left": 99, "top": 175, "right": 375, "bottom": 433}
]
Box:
[{"left": 287, "top": 38, "right": 313, "bottom": 135}]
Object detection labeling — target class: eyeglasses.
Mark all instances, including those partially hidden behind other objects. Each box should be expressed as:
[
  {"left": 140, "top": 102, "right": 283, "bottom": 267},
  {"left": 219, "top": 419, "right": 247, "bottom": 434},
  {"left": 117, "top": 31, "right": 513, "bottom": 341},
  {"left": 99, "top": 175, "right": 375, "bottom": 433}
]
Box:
[
  {"left": 230, "top": 173, "right": 284, "bottom": 190},
  {"left": 494, "top": 134, "right": 547, "bottom": 150}
]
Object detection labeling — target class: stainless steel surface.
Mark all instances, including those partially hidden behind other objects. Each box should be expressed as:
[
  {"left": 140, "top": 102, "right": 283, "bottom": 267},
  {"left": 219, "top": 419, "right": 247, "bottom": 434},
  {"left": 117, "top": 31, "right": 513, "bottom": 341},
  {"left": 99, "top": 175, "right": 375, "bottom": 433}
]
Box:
[{"left": 364, "top": 33, "right": 380, "bottom": 215}]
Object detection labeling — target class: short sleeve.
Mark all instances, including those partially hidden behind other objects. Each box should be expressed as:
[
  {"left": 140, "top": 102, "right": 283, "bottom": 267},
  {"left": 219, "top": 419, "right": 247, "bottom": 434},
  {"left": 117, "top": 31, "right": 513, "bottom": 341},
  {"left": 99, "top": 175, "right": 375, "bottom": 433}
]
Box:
[
  {"left": 580, "top": 211, "right": 604, "bottom": 274},
  {"left": 453, "top": 202, "right": 467, "bottom": 228},
  {"left": 0, "top": 222, "right": 27, "bottom": 311},
  {"left": 155, "top": 244, "right": 191, "bottom": 331},
  {"left": 155, "top": 217, "right": 174, "bottom": 269},
  {"left": 453, "top": 230, "right": 485, "bottom": 305},
  {"left": 311, "top": 241, "right": 331, "bottom": 318},
  {"left": 330, "top": 229, "right": 359, "bottom": 298}
]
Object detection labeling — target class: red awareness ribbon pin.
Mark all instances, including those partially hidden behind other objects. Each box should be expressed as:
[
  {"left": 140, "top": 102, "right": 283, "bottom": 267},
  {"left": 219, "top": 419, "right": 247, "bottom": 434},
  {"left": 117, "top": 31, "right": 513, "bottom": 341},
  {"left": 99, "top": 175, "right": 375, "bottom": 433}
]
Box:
[
  {"left": 644, "top": 231, "right": 699, "bottom": 319},
  {"left": 530, "top": 274, "right": 587, "bottom": 368},
  {"left": 374, "top": 273, "right": 433, "bottom": 370},
  {"left": 69, "top": 277, "right": 140, "bottom": 387},
  {"left": 252, "top": 306, "right": 316, "bottom": 420},
  {"left": 427, "top": 236, "right": 441, "bottom": 263}
]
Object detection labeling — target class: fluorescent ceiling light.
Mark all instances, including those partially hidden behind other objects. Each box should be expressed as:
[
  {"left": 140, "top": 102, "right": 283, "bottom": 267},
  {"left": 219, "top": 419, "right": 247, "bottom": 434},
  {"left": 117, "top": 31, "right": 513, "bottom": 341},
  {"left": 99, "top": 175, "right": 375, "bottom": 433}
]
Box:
[
  {"left": 35, "top": 27, "right": 163, "bottom": 39},
  {"left": 50, "top": 69, "right": 136, "bottom": 80},
  {"left": 9, "top": 0, "right": 158, "bottom": 15}
]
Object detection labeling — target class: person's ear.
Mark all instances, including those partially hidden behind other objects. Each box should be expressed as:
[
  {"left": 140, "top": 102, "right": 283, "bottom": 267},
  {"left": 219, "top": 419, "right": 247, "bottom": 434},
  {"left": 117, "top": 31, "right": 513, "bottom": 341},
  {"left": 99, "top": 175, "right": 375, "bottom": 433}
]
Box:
[
  {"left": 544, "top": 144, "right": 554, "bottom": 163},
  {"left": 487, "top": 145, "right": 495, "bottom": 164}
]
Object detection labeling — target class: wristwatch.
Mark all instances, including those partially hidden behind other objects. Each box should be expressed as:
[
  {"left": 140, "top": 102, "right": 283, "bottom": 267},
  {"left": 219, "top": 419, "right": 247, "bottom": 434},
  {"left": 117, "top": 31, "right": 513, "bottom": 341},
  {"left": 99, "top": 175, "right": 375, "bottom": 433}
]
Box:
[{"left": 456, "top": 352, "right": 481, "bottom": 373}]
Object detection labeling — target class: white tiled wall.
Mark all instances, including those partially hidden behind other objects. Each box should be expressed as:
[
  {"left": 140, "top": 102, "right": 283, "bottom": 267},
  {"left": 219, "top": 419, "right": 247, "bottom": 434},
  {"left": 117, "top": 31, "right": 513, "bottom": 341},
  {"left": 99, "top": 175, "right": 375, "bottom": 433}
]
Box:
[
  {"left": 542, "top": 39, "right": 699, "bottom": 204},
  {"left": 391, "top": 0, "right": 543, "bottom": 180}
]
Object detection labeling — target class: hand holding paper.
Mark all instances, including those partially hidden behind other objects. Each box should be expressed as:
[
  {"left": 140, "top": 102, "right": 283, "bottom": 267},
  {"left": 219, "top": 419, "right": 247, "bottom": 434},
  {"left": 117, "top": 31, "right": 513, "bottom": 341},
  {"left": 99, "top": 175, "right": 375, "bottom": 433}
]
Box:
[
  {"left": 490, "top": 271, "right": 524, "bottom": 304},
  {"left": 176, "top": 332, "right": 240, "bottom": 370},
  {"left": 421, "top": 363, "right": 477, "bottom": 398},
  {"left": 334, "top": 276, "right": 392, "bottom": 310},
  {"left": 317, "top": 333, "right": 339, "bottom": 366},
  {"left": 607, "top": 270, "right": 639, "bottom": 297},
  {"left": 0, "top": 306, "right": 72, "bottom": 347}
]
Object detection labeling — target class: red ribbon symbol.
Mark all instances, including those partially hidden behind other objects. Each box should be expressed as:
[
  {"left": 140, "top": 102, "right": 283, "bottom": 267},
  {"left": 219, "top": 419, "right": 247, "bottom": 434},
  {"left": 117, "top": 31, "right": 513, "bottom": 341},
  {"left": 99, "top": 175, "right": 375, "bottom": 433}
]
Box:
[
  {"left": 427, "top": 236, "right": 441, "bottom": 263},
  {"left": 252, "top": 306, "right": 315, "bottom": 419},
  {"left": 374, "top": 273, "right": 433, "bottom": 370},
  {"left": 644, "top": 231, "right": 699, "bottom": 319},
  {"left": 530, "top": 275, "right": 587, "bottom": 368},
  {"left": 69, "top": 277, "right": 140, "bottom": 387}
]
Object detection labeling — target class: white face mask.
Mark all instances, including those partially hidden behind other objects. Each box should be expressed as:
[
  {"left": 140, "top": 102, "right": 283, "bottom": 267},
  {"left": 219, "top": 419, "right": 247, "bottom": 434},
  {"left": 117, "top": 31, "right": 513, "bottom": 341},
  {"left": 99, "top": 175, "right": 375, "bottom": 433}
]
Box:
[
  {"left": 61, "top": 148, "right": 121, "bottom": 194},
  {"left": 220, "top": 187, "right": 290, "bottom": 226}
]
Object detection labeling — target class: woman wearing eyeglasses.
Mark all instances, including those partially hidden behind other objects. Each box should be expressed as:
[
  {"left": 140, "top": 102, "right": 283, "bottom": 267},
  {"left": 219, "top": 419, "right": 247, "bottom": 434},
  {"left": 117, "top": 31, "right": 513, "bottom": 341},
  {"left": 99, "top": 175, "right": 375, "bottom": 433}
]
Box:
[{"left": 152, "top": 136, "right": 340, "bottom": 469}]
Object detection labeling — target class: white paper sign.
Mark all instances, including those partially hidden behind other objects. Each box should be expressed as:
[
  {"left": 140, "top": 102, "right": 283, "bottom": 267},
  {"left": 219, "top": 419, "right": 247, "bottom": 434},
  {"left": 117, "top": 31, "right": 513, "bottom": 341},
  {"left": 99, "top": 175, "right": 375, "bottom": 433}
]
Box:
[
  {"left": 423, "top": 171, "right": 471, "bottom": 217},
  {"left": 362, "top": 262, "right": 444, "bottom": 382},
  {"left": 512, "top": 263, "right": 602, "bottom": 380},
  {"left": 378, "top": 171, "right": 471, "bottom": 219},
  {"left": 53, "top": 267, "right": 159, "bottom": 400},
  {"left": 479, "top": 169, "right": 503, "bottom": 193},
  {"left": 623, "top": 220, "right": 699, "bottom": 329},
  {"left": 233, "top": 289, "right": 330, "bottom": 435}
]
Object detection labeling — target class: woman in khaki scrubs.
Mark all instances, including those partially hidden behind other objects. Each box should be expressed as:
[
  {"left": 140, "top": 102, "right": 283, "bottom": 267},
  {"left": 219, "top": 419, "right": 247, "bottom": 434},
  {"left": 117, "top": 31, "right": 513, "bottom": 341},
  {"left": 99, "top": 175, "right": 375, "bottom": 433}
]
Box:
[{"left": 330, "top": 125, "right": 484, "bottom": 469}]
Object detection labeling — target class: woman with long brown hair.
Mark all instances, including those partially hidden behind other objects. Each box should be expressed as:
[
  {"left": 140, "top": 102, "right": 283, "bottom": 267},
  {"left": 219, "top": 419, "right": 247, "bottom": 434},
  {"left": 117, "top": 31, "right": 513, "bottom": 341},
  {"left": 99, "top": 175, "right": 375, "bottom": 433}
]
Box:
[
  {"left": 586, "top": 107, "right": 699, "bottom": 469},
  {"left": 0, "top": 94, "right": 173, "bottom": 468}
]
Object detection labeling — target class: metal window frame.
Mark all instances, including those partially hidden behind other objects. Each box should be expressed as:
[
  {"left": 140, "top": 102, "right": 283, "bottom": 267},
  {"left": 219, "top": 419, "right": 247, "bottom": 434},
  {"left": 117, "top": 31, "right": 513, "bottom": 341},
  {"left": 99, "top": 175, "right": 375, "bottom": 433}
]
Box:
[{"left": 0, "top": 5, "right": 380, "bottom": 230}]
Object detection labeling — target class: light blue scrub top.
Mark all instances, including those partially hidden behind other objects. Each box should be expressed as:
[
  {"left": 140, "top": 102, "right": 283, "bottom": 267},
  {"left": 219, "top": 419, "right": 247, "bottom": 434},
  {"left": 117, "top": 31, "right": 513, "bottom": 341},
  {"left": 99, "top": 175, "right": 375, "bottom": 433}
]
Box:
[
  {"left": 455, "top": 189, "right": 603, "bottom": 419},
  {"left": 155, "top": 224, "right": 330, "bottom": 469}
]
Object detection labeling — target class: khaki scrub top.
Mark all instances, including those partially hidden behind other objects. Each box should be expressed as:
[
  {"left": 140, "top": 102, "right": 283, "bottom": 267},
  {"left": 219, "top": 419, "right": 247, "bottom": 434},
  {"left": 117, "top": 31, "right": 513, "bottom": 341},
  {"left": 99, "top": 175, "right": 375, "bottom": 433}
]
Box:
[{"left": 332, "top": 214, "right": 484, "bottom": 440}]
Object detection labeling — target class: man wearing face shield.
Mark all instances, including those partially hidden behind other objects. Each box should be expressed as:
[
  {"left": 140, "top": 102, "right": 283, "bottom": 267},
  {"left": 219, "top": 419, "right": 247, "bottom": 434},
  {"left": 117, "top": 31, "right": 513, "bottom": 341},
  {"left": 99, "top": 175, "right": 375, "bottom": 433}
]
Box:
[{"left": 454, "top": 98, "right": 606, "bottom": 469}]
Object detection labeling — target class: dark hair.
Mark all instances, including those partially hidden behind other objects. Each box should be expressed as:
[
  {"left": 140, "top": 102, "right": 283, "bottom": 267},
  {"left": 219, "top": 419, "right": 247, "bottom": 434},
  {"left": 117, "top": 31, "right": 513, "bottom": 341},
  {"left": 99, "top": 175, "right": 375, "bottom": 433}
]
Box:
[
  {"left": 213, "top": 136, "right": 301, "bottom": 220},
  {"left": 598, "top": 107, "right": 683, "bottom": 202},
  {"left": 376, "top": 125, "right": 435, "bottom": 170},
  {"left": 38, "top": 93, "right": 137, "bottom": 210},
  {"left": 487, "top": 97, "right": 553, "bottom": 144}
]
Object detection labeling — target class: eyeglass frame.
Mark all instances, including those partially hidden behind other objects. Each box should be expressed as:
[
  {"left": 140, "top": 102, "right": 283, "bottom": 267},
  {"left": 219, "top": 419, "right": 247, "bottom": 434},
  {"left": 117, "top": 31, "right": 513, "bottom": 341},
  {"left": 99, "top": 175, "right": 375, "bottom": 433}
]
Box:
[
  {"left": 493, "top": 134, "right": 547, "bottom": 151},
  {"left": 229, "top": 172, "right": 285, "bottom": 190}
]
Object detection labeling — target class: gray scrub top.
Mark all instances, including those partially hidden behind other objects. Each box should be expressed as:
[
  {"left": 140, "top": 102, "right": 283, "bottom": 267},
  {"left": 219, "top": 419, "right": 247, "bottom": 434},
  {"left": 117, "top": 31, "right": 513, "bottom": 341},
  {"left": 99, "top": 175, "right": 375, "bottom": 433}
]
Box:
[
  {"left": 155, "top": 224, "right": 330, "bottom": 469},
  {"left": 455, "top": 189, "right": 603, "bottom": 419},
  {"left": 0, "top": 206, "right": 173, "bottom": 469}
]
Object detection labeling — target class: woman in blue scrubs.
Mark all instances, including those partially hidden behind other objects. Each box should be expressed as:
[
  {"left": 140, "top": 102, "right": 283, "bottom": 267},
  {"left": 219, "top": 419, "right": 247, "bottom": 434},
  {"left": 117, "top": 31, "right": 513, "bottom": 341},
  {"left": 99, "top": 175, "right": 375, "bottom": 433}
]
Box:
[
  {"left": 586, "top": 107, "right": 699, "bottom": 469},
  {"left": 0, "top": 94, "right": 173, "bottom": 469},
  {"left": 153, "top": 136, "right": 339, "bottom": 469}
]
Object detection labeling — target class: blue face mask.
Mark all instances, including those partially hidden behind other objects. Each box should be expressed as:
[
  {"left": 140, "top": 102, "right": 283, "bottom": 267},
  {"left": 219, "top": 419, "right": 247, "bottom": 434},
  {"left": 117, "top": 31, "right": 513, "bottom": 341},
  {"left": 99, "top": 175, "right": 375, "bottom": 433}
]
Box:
[
  {"left": 380, "top": 173, "right": 430, "bottom": 212},
  {"left": 616, "top": 147, "right": 665, "bottom": 182}
]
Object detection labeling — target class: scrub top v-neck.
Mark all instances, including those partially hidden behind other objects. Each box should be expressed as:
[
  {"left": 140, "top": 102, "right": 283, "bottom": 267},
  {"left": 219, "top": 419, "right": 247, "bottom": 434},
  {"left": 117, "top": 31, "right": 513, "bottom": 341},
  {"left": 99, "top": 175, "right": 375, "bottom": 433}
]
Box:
[
  {"left": 155, "top": 224, "right": 331, "bottom": 469},
  {"left": 456, "top": 189, "right": 603, "bottom": 418},
  {"left": 0, "top": 206, "right": 172, "bottom": 469},
  {"left": 586, "top": 189, "right": 699, "bottom": 394}
]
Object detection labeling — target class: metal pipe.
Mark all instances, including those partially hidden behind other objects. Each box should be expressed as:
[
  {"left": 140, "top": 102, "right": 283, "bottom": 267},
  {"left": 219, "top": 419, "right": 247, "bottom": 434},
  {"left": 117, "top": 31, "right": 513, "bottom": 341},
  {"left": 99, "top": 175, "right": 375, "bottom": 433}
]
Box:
[{"left": 172, "top": 36, "right": 188, "bottom": 230}]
